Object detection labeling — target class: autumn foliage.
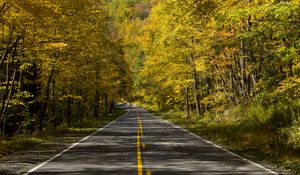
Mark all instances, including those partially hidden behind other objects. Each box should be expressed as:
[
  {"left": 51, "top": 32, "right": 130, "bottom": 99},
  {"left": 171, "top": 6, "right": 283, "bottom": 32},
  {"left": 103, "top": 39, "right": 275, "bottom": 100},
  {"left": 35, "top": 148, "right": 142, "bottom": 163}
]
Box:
[{"left": 0, "top": 0, "right": 131, "bottom": 135}]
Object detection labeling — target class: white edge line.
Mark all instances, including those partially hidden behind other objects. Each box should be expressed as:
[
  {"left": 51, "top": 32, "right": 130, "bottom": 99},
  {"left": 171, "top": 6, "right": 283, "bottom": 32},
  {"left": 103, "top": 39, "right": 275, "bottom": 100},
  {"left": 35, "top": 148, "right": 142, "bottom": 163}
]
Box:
[
  {"left": 141, "top": 108, "right": 278, "bottom": 175},
  {"left": 24, "top": 111, "right": 129, "bottom": 175}
]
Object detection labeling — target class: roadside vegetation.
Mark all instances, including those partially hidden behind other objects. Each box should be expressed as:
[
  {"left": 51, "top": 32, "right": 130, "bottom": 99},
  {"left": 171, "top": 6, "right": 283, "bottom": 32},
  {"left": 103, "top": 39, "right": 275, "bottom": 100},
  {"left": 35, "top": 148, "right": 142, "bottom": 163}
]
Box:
[
  {"left": 122, "top": 0, "right": 300, "bottom": 174},
  {"left": 1, "top": 0, "right": 299, "bottom": 174},
  {"left": 138, "top": 100, "right": 300, "bottom": 174},
  {"left": 0, "top": 109, "right": 126, "bottom": 158},
  {"left": 0, "top": 0, "right": 132, "bottom": 143}
]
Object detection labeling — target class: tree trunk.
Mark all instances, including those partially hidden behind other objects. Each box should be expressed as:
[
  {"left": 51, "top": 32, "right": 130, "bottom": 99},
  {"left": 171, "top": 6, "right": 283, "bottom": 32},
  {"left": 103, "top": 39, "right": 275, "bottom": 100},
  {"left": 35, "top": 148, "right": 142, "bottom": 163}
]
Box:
[
  {"left": 288, "top": 59, "right": 293, "bottom": 77},
  {"left": 1, "top": 67, "right": 17, "bottom": 135},
  {"left": 81, "top": 95, "right": 87, "bottom": 119},
  {"left": 39, "top": 67, "right": 55, "bottom": 132},
  {"left": 66, "top": 96, "right": 71, "bottom": 126},
  {"left": 1, "top": 62, "right": 11, "bottom": 134},
  {"left": 185, "top": 87, "right": 190, "bottom": 118},
  {"left": 0, "top": 41, "right": 18, "bottom": 135},
  {"left": 193, "top": 68, "right": 201, "bottom": 115},
  {"left": 105, "top": 95, "right": 108, "bottom": 116},
  {"left": 1, "top": 31, "right": 21, "bottom": 67},
  {"left": 51, "top": 79, "right": 55, "bottom": 118},
  {"left": 109, "top": 99, "right": 114, "bottom": 113},
  {"left": 93, "top": 89, "right": 100, "bottom": 118}
]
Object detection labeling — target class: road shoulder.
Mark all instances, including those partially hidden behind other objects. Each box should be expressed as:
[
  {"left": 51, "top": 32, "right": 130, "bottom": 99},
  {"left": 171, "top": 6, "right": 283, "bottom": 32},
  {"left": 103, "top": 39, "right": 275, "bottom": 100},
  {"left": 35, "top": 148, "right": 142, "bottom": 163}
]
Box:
[
  {"left": 0, "top": 110, "right": 127, "bottom": 175},
  {"left": 142, "top": 108, "right": 293, "bottom": 175}
]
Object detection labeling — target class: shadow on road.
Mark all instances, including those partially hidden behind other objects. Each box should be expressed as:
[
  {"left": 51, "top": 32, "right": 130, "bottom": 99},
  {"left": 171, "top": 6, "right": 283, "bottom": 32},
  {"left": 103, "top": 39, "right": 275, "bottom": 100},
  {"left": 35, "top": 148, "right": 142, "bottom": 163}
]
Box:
[{"left": 17, "top": 107, "right": 284, "bottom": 175}]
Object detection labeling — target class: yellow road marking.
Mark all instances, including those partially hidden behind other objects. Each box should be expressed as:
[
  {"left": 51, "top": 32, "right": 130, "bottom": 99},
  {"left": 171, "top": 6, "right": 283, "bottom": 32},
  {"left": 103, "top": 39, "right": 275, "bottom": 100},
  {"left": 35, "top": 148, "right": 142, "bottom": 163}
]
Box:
[
  {"left": 136, "top": 110, "right": 151, "bottom": 175},
  {"left": 136, "top": 110, "right": 143, "bottom": 136},
  {"left": 137, "top": 129, "right": 143, "bottom": 175}
]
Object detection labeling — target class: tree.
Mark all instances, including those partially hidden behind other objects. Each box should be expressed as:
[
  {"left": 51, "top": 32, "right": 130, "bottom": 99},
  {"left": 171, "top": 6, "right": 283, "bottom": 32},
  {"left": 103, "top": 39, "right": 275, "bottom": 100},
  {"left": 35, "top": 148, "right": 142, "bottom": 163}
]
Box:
[{"left": 0, "top": 0, "right": 133, "bottom": 135}]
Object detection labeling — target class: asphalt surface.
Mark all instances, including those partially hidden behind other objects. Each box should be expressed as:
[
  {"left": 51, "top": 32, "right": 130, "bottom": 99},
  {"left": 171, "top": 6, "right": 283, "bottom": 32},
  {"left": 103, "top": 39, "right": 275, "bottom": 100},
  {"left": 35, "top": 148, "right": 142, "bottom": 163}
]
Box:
[{"left": 25, "top": 105, "right": 279, "bottom": 175}]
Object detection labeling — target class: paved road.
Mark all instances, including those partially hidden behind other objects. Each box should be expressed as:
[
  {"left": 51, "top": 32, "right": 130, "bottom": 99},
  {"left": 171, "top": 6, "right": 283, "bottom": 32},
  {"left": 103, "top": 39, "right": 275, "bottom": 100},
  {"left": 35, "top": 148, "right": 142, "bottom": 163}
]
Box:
[{"left": 26, "top": 106, "right": 279, "bottom": 175}]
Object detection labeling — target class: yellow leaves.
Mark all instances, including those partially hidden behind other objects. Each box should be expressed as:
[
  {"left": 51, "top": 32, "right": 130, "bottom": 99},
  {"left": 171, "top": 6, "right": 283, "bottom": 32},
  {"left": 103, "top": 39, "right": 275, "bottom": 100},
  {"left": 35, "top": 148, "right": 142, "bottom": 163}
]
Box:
[
  {"left": 20, "top": 63, "right": 34, "bottom": 72},
  {"left": 122, "top": 19, "right": 144, "bottom": 44},
  {"left": 136, "top": 0, "right": 218, "bottom": 104},
  {"left": 217, "top": 30, "right": 235, "bottom": 39},
  {"left": 59, "top": 94, "right": 83, "bottom": 101},
  {"left": 275, "top": 77, "right": 300, "bottom": 99},
  {"left": 201, "top": 91, "right": 228, "bottom": 111},
  {"left": 43, "top": 42, "right": 68, "bottom": 50},
  {"left": 195, "top": 58, "right": 208, "bottom": 73}
]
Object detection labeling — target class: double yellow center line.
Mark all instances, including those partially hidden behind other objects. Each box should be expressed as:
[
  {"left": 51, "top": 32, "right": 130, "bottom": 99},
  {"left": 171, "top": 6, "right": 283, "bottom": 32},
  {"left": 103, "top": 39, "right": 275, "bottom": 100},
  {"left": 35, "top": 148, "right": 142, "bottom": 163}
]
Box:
[{"left": 136, "top": 110, "right": 151, "bottom": 175}]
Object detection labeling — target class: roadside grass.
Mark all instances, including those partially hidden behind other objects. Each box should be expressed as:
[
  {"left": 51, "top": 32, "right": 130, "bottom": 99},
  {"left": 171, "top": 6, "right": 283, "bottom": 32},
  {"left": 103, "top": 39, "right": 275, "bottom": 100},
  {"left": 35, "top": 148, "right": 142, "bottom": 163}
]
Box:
[
  {"left": 0, "top": 109, "right": 127, "bottom": 158},
  {"left": 150, "top": 100, "right": 300, "bottom": 174}
]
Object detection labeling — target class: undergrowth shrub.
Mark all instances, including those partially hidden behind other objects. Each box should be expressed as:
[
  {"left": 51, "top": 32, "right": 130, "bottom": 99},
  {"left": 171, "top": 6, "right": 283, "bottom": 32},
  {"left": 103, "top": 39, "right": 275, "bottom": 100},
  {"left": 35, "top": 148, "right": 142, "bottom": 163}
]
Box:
[{"left": 243, "top": 104, "right": 271, "bottom": 125}]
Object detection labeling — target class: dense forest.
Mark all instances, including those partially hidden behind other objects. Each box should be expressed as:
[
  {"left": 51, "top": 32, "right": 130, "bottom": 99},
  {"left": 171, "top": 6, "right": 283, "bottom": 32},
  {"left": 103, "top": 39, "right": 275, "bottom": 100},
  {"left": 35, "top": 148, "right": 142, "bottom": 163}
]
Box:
[
  {"left": 132, "top": 0, "right": 300, "bottom": 169},
  {"left": 0, "top": 0, "right": 132, "bottom": 136},
  {"left": 0, "top": 0, "right": 300, "bottom": 170},
  {"left": 110, "top": 0, "right": 300, "bottom": 169},
  {"left": 136, "top": 0, "right": 299, "bottom": 114}
]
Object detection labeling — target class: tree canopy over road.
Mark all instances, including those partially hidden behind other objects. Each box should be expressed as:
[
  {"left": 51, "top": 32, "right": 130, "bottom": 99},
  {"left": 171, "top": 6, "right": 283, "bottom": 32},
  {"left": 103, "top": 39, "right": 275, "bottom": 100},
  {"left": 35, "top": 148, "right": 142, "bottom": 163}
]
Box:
[
  {"left": 0, "top": 0, "right": 300, "bottom": 172},
  {"left": 0, "top": 0, "right": 131, "bottom": 135}
]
